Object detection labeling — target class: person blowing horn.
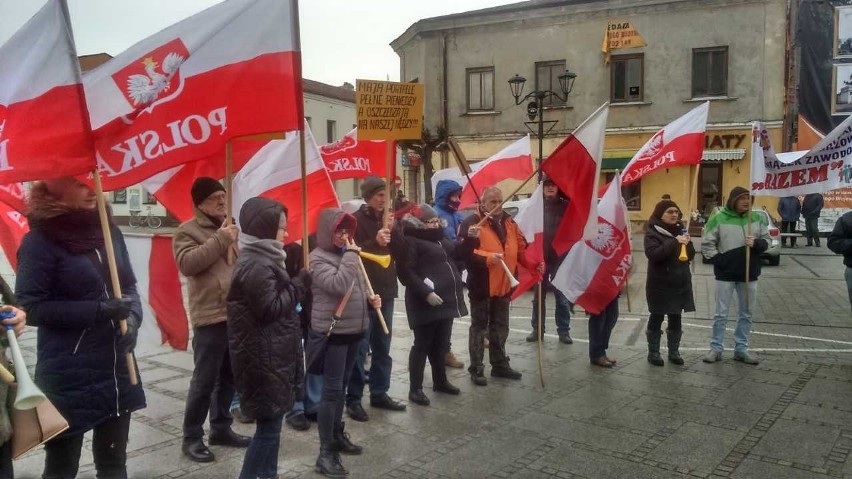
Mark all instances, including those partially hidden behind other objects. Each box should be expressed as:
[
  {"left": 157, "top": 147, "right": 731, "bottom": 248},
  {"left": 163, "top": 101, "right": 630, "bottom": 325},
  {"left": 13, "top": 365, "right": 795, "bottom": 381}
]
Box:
[{"left": 458, "top": 186, "right": 544, "bottom": 386}]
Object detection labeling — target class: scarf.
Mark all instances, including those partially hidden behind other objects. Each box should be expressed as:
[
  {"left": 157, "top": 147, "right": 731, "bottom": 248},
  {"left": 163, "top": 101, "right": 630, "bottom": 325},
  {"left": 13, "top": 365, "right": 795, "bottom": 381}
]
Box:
[
  {"left": 239, "top": 233, "right": 287, "bottom": 266},
  {"left": 29, "top": 209, "right": 106, "bottom": 255},
  {"left": 648, "top": 215, "right": 681, "bottom": 237}
]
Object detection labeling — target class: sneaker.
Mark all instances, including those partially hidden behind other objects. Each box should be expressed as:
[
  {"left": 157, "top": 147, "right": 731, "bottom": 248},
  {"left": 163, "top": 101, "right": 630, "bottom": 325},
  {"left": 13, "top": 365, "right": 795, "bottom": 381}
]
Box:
[
  {"left": 558, "top": 333, "right": 573, "bottom": 345},
  {"left": 733, "top": 351, "right": 760, "bottom": 365},
  {"left": 445, "top": 351, "right": 465, "bottom": 369},
  {"left": 702, "top": 350, "right": 722, "bottom": 363},
  {"left": 285, "top": 412, "right": 310, "bottom": 431}
]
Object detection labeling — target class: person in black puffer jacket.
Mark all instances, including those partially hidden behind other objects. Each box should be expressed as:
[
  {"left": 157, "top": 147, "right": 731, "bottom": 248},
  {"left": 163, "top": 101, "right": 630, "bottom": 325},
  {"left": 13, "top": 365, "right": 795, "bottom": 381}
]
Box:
[
  {"left": 644, "top": 199, "right": 695, "bottom": 367},
  {"left": 827, "top": 211, "right": 852, "bottom": 313},
  {"left": 228, "top": 197, "right": 308, "bottom": 479},
  {"left": 16, "top": 179, "right": 146, "bottom": 479},
  {"left": 393, "top": 204, "right": 473, "bottom": 406}
]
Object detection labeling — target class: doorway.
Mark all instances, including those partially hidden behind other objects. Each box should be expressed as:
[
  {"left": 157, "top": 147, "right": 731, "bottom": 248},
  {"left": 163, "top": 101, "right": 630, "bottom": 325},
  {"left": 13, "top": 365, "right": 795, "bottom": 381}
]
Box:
[{"left": 698, "top": 163, "right": 722, "bottom": 218}]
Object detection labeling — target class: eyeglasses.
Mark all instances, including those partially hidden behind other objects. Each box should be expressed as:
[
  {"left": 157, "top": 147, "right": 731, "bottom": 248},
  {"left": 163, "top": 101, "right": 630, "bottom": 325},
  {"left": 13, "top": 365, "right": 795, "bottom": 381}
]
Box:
[{"left": 334, "top": 229, "right": 350, "bottom": 237}]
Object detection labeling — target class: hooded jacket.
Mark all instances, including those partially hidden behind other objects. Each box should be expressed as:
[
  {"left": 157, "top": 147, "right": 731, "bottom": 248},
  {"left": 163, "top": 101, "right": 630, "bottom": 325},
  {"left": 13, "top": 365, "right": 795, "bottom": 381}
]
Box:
[
  {"left": 228, "top": 198, "right": 304, "bottom": 419},
  {"left": 828, "top": 211, "right": 852, "bottom": 268},
  {"left": 394, "top": 215, "right": 471, "bottom": 328},
  {"left": 434, "top": 179, "right": 465, "bottom": 240},
  {"left": 701, "top": 187, "right": 771, "bottom": 282},
  {"left": 644, "top": 217, "right": 696, "bottom": 314},
  {"left": 15, "top": 183, "right": 146, "bottom": 437},
  {"left": 777, "top": 197, "right": 801, "bottom": 222},
  {"left": 173, "top": 207, "right": 235, "bottom": 328},
  {"left": 309, "top": 209, "right": 370, "bottom": 337}
]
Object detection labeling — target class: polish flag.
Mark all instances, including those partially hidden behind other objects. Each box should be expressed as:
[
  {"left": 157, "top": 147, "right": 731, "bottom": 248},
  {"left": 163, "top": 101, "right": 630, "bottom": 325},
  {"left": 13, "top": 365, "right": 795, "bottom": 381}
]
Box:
[
  {"left": 0, "top": 0, "right": 96, "bottom": 183},
  {"left": 83, "top": 0, "right": 303, "bottom": 190},
  {"left": 0, "top": 202, "right": 29, "bottom": 272},
  {"left": 321, "top": 128, "right": 394, "bottom": 181},
  {"left": 124, "top": 234, "right": 189, "bottom": 351},
  {"left": 0, "top": 183, "right": 27, "bottom": 214},
  {"left": 542, "top": 103, "right": 609, "bottom": 256},
  {"left": 510, "top": 183, "right": 545, "bottom": 300},
  {"left": 620, "top": 101, "right": 709, "bottom": 186},
  {"left": 552, "top": 175, "right": 631, "bottom": 315},
  {"left": 431, "top": 136, "right": 533, "bottom": 208},
  {"left": 231, "top": 127, "right": 340, "bottom": 240}
]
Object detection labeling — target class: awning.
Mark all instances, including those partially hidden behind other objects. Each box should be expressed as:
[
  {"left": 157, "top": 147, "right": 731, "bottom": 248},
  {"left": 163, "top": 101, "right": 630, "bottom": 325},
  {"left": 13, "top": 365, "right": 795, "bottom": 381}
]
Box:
[
  {"left": 601, "top": 149, "right": 635, "bottom": 170},
  {"left": 702, "top": 149, "right": 745, "bottom": 161}
]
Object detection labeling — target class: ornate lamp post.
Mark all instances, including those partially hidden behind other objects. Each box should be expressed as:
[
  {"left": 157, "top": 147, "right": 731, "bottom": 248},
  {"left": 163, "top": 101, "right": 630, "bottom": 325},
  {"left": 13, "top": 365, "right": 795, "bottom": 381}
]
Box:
[{"left": 508, "top": 69, "right": 577, "bottom": 180}]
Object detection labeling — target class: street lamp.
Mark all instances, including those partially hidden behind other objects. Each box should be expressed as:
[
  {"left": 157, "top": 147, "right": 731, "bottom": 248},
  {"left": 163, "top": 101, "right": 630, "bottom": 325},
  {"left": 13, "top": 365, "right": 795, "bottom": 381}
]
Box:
[{"left": 508, "top": 69, "right": 577, "bottom": 179}]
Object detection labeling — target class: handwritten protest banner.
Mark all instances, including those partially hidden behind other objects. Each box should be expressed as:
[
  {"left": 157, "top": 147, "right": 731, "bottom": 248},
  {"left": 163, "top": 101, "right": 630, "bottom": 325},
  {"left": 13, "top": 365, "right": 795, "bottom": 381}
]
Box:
[
  {"left": 356, "top": 79, "right": 424, "bottom": 141},
  {"left": 751, "top": 118, "right": 852, "bottom": 196}
]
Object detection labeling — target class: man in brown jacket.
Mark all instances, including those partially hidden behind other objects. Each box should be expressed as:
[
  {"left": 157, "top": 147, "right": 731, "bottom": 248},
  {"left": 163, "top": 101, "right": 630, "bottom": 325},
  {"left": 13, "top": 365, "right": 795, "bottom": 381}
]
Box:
[{"left": 174, "top": 177, "right": 250, "bottom": 463}]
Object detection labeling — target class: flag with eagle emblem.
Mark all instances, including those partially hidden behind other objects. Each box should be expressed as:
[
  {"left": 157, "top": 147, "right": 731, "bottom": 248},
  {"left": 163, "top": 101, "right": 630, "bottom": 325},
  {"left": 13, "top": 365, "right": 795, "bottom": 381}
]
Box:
[
  {"left": 552, "top": 174, "right": 632, "bottom": 315},
  {"left": 83, "top": 0, "right": 303, "bottom": 190}
]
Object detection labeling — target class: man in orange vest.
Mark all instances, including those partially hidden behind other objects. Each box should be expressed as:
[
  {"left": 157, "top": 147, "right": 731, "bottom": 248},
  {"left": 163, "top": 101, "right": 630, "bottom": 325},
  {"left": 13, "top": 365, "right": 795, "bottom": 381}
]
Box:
[{"left": 458, "top": 187, "right": 543, "bottom": 386}]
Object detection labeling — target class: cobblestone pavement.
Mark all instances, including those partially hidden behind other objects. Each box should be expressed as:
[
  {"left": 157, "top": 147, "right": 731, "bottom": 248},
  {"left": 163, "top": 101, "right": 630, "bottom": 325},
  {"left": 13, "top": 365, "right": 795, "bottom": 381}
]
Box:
[{"left": 11, "top": 238, "right": 852, "bottom": 478}]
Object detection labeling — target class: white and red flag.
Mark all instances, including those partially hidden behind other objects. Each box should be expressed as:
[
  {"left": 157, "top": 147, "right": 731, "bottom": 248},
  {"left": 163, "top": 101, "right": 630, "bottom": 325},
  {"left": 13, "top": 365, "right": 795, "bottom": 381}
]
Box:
[
  {"left": 510, "top": 183, "right": 545, "bottom": 300},
  {"left": 0, "top": 183, "right": 27, "bottom": 214},
  {"left": 620, "top": 101, "right": 709, "bottom": 186},
  {"left": 320, "top": 128, "right": 394, "bottom": 181},
  {"left": 431, "top": 135, "right": 533, "bottom": 208},
  {"left": 124, "top": 234, "right": 189, "bottom": 351},
  {"left": 83, "top": 0, "right": 303, "bottom": 190},
  {"left": 552, "top": 174, "right": 632, "bottom": 315},
  {"left": 0, "top": 0, "right": 96, "bottom": 183},
  {"left": 231, "top": 126, "right": 340, "bottom": 240},
  {"left": 0, "top": 202, "right": 28, "bottom": 273},
  {"left": 542, "top": 103, "right": 609, "bottom": 255}
]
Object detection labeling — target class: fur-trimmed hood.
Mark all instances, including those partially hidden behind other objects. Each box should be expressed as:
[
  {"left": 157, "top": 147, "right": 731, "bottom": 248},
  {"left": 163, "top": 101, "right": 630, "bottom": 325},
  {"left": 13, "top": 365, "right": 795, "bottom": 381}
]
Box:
[{"left": 26, "top": 181, "right": 75, "bottom": 221}]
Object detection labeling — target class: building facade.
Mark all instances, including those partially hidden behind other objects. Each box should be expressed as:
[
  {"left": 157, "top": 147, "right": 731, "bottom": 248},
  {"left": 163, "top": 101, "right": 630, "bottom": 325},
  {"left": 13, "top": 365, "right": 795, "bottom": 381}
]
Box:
[{"left": 392, "top": 0, "right": 788, "bottom": 223}]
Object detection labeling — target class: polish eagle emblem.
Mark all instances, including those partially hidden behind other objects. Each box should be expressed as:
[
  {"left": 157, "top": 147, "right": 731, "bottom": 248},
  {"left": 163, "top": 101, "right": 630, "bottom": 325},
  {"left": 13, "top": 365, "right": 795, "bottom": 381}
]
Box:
[
  {"left": 635, "top": 130, "right": 665, "bottom": 162},
  {"left": 586, "top": 218, "right": 625, "bottom": 259},
  {"left": 112, "top": 39, "right": 190, "bottom": 112},
  {"left": 0, "top": 105, "right": 7, "bottom": 140}
]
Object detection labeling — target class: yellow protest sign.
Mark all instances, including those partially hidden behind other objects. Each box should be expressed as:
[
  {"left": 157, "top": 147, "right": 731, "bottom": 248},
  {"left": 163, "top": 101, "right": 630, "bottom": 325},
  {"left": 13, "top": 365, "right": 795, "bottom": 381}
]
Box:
[
  {"left": 602, "top": 20, "right": 647, "bottom": 63},
  {"left": 356, "top": 79, "right": 424, "bottom": 140}
]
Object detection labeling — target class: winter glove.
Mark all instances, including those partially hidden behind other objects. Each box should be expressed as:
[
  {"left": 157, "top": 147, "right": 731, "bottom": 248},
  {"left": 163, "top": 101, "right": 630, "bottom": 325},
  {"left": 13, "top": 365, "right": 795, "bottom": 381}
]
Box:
[
  {"left": 98, "top": 297, "right": 132, "bottom": 323},
  {"left": 116, "top": 313, "right": 139, "bottom": 354},
  {"left": 426, "top": 292, "right": 444, "bottom": 307}
]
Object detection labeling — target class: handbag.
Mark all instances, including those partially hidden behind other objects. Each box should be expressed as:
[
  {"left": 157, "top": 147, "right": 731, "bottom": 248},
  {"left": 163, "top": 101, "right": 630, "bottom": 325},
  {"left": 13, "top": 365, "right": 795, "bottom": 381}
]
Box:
[
  {"left": 305, "top": 330, "right": 328, "bottom": 375},
  {"left": 10, "top": 387, "right": 69, "bottom": 460}
]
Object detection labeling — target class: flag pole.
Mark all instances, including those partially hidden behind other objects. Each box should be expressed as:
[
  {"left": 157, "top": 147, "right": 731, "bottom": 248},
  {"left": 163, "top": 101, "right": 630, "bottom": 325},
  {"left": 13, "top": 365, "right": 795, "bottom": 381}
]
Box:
[
  {"left": 299, "top": 128, "right": 310, "bottom": 269},
  {"left": 92, "top": 169, "right": 138, "bottom": 386},
  {"left": 384, "top": 141, "right": 393, "bottom": 229},
  {"left": 225, "top": 141, "right": 235, "bottom": 266},
  {"left": 685, "top": 164, "right": 701, "bottom": 271},
  {"left": 448, "top": 138, "right": 483, "bottom": 205},
  {"left": 744, "top": 187, "right": 752, "bottom": 309},
  {"left": 536, "top": 282, "right": 544, "bottom": 388}
]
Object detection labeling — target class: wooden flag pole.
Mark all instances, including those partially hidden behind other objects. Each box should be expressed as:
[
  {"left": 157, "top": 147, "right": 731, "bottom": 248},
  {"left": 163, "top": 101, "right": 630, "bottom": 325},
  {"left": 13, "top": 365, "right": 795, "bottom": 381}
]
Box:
[
  {"left": 475, "top": 170, "right": 538, "bottom": 227},
  {"left": 536, "top": 282, "right": 545, "bottom": 388},
  {"left": 744, "top": 188, "right": 752, "bottom": 309},
  {"left": 225, "top": 141, "right": 236, "bottom": 266},
  {"left": 299, "top": 127, "right": 310, "bottom": 269},
  {"left": 685, "top": 164, "right": 701, "bottom": 271},
  {"left": 92, "top": 170, "right": 138, "bottom": 386},
  {"left": 384, "top": 141, "right": 393, "bottom": 228}
]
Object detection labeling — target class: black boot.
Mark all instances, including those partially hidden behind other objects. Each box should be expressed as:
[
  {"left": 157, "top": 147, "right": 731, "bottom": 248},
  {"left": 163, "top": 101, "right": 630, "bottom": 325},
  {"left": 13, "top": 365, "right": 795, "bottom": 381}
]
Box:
[
  {"left": 330, "top": 422, "right": 362, "bottom": 455},
  {"left": 667, "top": 329, "right": 685, "bottom": 365},
  {"left": 315, "top": 448, "right": 348, "bottom": 478},
  {"left": 646, "top": 330, "right": 664, "bottom": 366}
]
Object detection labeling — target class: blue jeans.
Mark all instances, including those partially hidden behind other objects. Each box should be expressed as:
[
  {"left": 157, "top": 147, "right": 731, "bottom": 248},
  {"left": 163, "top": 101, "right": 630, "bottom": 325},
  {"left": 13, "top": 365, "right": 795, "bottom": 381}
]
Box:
[
  {"left": 346, "top": 299, "right": 394, "bottom": 404},
  {"left": 588, "top": 298, "right": 618, "bottom": 360},
  {"left": 285, "top": 373, "right": 323, "bottom": 419},
  {"left": 531, "top": 280, "right": 572, "bottom": 334},
  {"left": 710, "top": 280, "right": 757, "bottom": 354},
  {"left": 846, "top": 267, "right": 852, "bottom": 314},
  {"left": 238, "top": 413, "right": 284, "bottom": 479}
]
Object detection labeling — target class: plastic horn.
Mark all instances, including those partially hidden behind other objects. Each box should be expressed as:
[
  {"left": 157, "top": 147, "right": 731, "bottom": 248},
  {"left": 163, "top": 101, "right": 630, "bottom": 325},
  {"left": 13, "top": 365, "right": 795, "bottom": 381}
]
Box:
[
  {"left": 359, "top": 251, "right": 390, "bottom": 269},
  {"left": 347, "top": 240, "right": 390, "bottom": 334},
  {"left": 498, "top": 259, "right": 521, "bottom": 288},
  {"left": 678, "top": 227, "right": 689, "bottom": 262},
  {"left": 5, "top": 325, "right": 46, "bottom": 410}
]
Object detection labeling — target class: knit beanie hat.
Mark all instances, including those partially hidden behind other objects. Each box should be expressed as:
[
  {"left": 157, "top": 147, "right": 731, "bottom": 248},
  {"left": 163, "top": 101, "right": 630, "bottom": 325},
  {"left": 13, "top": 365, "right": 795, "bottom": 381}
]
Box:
[
  {"left": 651, "top": 199, "right": 680, "bottom": 220},
  {"left": 191, "top": 177, "right": 225, "bottom": 206},
  {"left": 360, "top": 175, "right": 386, "bottom": 200}
]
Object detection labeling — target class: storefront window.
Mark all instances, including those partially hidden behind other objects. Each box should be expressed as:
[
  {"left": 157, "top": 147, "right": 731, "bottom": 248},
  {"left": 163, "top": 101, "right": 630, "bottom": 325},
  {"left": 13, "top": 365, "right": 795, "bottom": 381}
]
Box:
[{"left": 605, "top": 172, "right": 641, "bottom": 211}]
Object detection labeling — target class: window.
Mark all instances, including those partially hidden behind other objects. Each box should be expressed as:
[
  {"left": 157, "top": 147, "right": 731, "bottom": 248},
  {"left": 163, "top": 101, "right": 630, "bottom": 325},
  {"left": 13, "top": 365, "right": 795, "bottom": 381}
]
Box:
[
  {"left": 112, "top": 189, "right": 127, "bottom": 204},
  {"left": 535, "top": 60, "right": 567, "bottom": 107},
  {"left": 466, "top": 67, "right": 495, "bottom": 111},
  {"left": 610, "top": 54, "right": 644, "bottom": 103},
  {"left": 327, "top": 120, "right": 336, "bottom": 143},
  {"left": 143, "top": 188, "right": 157, "bottom": 205},
  {"left": 692, "top": 47, "right": 728, "bottom": 97},
  {"left": 605, "top": 173, "right": 642, "bottom": 211}
]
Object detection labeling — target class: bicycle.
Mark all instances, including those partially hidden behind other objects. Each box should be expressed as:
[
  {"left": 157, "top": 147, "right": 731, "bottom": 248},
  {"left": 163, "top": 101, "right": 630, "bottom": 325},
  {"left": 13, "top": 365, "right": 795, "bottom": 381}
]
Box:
[{"left": 128, "top": 206, "right": 163, "bottom": 229}]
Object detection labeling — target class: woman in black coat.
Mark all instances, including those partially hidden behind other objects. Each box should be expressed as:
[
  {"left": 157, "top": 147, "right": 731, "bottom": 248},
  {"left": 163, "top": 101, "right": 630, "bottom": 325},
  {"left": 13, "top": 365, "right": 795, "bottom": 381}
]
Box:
[
  {"left": 394, "top": 204, "right": 470, "bottom": 406},
  {"left": 644, "top": 199, "right": 696, "bottom": 366},
  {"left": 228, "top": 197, "right": 308, "bottom": 479},
  {"left": 15, "top": 179, "right": 145, "bottom": 479}
]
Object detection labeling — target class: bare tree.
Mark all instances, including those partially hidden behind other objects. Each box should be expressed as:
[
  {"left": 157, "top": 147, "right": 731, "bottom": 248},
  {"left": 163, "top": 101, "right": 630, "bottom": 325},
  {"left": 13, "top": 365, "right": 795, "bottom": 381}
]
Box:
[{"left": 398, "top": 126, "right": 448, "bottom": 203}]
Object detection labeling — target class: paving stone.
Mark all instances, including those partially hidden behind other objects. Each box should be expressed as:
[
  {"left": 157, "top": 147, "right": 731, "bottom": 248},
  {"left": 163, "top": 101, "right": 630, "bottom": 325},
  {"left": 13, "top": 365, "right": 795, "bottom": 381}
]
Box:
[
  {"left": 538, "top": 383, "right": 636, "bottom": 419},
  {"left": 421, "top": 426, "right": 545, "bottom": 477},
  {"left": 795, "top": 378, "right": 852, "bottom": 410},
  {"left": 781, "top": 403, "right": 852, "bottom": 429},
  {"left": 511, "top": 412, "right": 647, "bottom": 453},
  {"left": 136, "top": 389, "right": 186, "bottom": 421},
  {"left": 139, "top": 367, "right": 185, "bottom": 383},
  {"left": 647, "top": 422, "right": 744, "bottom": 474},
  {"left": 751, "top": 419, "right": 840, "bottom": 468},
  {"left": 712, "top": 380, "right": 788, "bottom": 413},
  {"left": 535, "top": 443, "right": 690, "bottom": 479},
  {"left": 155, "top": 375, "right": 192, "bottom": 395},
  {"left": 731, "top": 458, "right": 830, "bottom": 478},
  {"left": 149, "top": 351, "right": 196, "bottom": 371}
]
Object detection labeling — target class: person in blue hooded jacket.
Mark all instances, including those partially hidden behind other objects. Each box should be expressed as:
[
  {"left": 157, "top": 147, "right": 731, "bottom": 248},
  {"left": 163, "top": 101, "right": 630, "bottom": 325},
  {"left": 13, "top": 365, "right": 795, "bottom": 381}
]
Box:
[{"left": 432, "top": 179, "right": 467, "bottom": 369}]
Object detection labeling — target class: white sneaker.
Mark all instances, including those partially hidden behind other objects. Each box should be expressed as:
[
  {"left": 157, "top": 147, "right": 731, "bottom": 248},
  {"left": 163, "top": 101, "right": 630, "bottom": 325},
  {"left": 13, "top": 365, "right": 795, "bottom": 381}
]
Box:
[{"left": 702, "top": 350, "right": 722, "bottom": 363}]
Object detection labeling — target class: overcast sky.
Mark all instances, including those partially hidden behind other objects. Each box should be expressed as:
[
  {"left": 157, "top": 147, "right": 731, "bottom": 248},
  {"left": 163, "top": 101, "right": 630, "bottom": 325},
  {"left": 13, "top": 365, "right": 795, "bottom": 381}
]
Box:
[{"left": 0, "top": 0, "right": 517, "bottom": 86}]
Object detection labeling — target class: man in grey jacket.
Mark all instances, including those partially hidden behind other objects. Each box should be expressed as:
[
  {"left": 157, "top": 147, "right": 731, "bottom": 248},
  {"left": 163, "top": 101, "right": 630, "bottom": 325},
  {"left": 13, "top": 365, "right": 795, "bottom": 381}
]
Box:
[
  {"left": 174, "top": 178, "right": 250, "bottom": 462},
  {"left": 828, "top": 211, "right": 852, "bottom": 313}
]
